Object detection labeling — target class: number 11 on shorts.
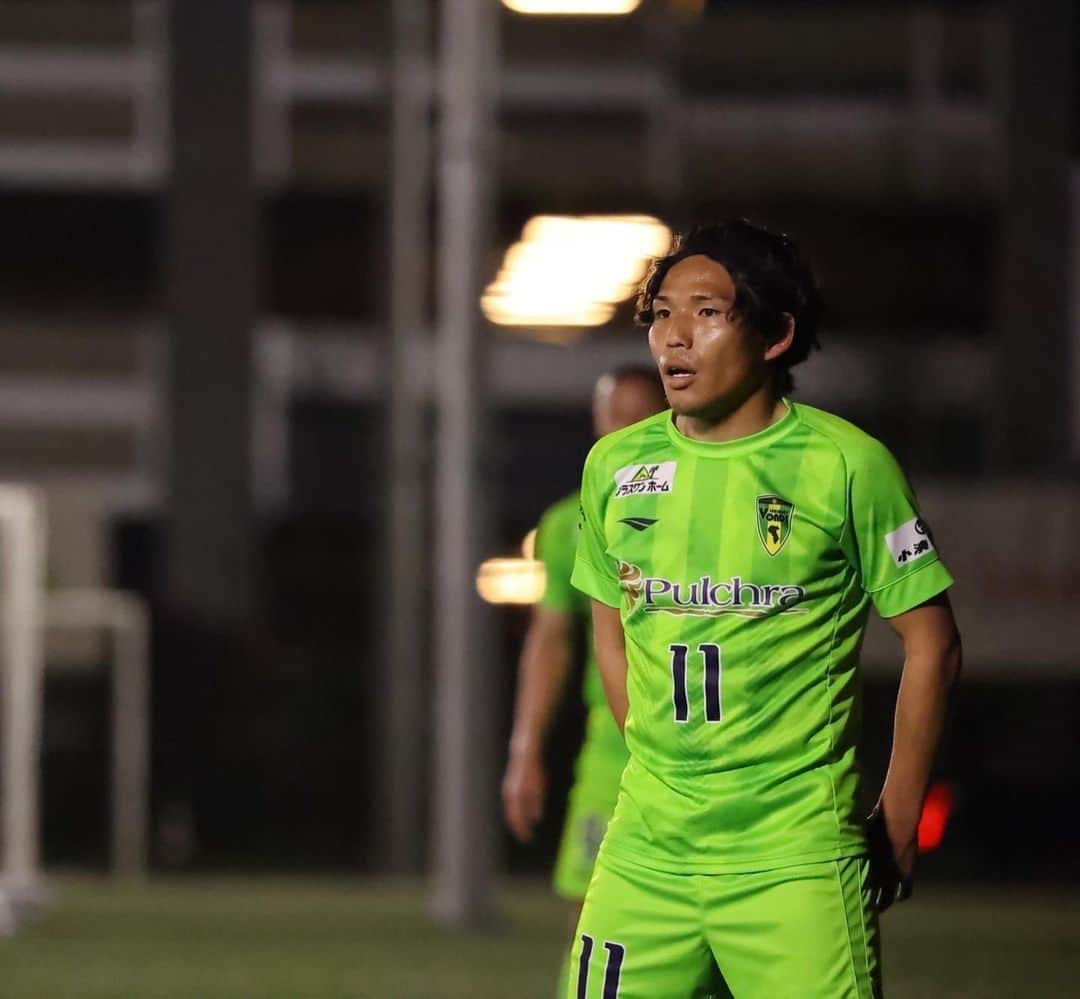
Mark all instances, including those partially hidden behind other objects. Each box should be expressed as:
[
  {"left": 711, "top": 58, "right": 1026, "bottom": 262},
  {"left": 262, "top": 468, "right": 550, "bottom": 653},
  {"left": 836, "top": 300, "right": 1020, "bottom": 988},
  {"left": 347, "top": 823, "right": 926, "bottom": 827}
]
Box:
[
  {"left": 669, "top": 643, "right": 722, "bottom": 723},
  {"left": 577, "top": 934, "right": 625, "bottom": 999}
]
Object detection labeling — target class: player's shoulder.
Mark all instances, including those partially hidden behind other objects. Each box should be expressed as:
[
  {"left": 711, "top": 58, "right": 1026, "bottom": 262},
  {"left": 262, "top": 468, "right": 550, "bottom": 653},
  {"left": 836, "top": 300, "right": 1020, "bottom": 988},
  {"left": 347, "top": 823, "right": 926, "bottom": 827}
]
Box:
[
  {"left": 583, "top": 410, "right": 672, "bottom": 474},
  {"left": 539, "top": 490, "right": 581, "bottom": 530},
  {"left": 792, "top": 402, "right": 900, "bottom": 472}
]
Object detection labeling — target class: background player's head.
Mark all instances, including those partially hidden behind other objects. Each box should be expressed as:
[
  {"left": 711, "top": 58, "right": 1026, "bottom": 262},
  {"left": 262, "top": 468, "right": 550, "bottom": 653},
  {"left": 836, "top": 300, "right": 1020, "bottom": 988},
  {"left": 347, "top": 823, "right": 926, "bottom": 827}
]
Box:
[
  {"left": 593, "top": 365, "right": 667, "bottom": 438},
  {"left": 635, "top": 220, "right": 822, "bottom": 419}
]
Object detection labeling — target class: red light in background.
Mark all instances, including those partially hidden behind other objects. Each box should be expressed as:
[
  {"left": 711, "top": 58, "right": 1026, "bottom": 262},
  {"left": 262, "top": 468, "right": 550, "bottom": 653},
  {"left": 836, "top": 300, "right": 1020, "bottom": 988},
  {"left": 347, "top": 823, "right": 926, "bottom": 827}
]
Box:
[{"left": 918, "top": 782, "right": 954, "bottom": 853}]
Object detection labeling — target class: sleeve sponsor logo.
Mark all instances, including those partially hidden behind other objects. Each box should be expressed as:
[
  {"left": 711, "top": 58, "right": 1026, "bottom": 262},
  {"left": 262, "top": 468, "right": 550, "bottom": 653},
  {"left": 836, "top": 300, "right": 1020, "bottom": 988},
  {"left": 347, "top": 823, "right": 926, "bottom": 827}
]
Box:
[
  {"left": 884, "top": 516, "right": 936, "bottom": 568},
  {"left": 613, "top": 461, "right": 676, "bottom": 499}
]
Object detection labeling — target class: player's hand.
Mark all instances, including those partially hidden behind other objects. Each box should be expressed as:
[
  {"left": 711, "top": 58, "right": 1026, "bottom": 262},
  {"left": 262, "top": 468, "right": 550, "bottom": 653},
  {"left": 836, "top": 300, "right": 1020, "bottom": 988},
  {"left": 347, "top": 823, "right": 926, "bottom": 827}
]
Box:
[
  {"left": 501, "top": 750, "right": 547, "bottom": 843},
  {"left": 865, "top": 804, "right": 916, "bottom": 912}
]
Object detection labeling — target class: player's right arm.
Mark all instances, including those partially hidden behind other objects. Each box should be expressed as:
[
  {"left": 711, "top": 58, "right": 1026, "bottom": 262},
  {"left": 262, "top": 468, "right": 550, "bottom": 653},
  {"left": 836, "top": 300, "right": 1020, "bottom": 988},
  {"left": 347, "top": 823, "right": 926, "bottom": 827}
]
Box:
[
  {"left": 502, "top": 605, "right": 574, "bottom": 843},
  {"left": 503, "top": 497, "right": 583, "bottom": 843},
  {"left": 571, "top": 443, "right": 627, "bottom": 730},
  {"left": 591, "top": 600, "right": 628, "bottom": 732}
]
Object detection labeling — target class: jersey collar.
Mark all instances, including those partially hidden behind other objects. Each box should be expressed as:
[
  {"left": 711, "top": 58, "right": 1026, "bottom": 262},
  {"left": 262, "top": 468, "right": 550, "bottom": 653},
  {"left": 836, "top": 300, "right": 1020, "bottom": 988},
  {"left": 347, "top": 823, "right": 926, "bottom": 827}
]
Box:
[{"left": 663, "top": 399, "right": 800, "bottom": 458}]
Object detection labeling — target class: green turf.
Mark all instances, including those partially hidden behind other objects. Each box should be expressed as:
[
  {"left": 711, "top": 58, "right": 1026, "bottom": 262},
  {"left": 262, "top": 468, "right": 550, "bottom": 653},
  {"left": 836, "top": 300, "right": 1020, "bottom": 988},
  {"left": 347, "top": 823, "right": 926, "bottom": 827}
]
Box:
[{"left": 0, "top": 876, "right": 1076, "bottom": 998}]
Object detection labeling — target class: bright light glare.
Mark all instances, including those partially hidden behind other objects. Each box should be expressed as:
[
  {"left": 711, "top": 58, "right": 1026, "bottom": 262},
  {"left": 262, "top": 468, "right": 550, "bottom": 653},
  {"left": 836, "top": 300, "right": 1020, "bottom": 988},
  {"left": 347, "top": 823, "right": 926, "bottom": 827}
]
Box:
[
  {"left": 502, "top": 0, "right": 641, "bottom": 14},
  {"left": 482, "top": 215, "right": 671, "bottom": 327},
  {"left": 476, "top": 558, "right": 547, "bottom": 605},
  {"left": 521, "top": 528, "right": 538, "bottom": 561}
]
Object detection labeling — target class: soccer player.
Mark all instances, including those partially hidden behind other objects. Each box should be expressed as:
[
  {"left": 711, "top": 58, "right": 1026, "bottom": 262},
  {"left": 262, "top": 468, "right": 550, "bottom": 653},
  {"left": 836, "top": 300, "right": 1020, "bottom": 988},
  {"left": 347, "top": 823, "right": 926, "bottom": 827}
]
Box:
[
  {"left": 569, "top": 221, "right": 962, "bottom": 998},
  {"left": 502, "top": 366, "right": 667, "bottom": 996}
]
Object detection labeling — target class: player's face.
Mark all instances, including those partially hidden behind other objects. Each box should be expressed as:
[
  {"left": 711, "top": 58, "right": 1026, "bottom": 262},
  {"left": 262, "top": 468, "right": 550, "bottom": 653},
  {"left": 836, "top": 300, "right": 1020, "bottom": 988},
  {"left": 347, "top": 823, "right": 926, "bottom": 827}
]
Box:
[
  {"left": 648, "top": 255, "right": 772, "bottom": 420},
  {"left": 593, "top": 376, "right": 665, "bottom": 437}
]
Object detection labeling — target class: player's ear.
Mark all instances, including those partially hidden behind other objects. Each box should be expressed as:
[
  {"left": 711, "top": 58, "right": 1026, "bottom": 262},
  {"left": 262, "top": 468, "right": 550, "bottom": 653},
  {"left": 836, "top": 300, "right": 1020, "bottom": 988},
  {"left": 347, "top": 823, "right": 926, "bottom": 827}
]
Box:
[{"left": 764, "top": 313, "right": 796, "bottom": 363}]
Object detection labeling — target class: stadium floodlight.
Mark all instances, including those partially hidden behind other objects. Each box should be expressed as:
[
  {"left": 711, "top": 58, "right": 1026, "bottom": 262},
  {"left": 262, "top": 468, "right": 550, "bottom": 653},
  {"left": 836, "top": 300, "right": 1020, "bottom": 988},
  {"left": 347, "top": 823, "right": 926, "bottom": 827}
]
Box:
[
  {"left": 475, "top": 558, "right": 547, "bottom": 604},
  {"left": 482, "top": 215, "right": 671, "bottom": 327},
  {"left": 501, "top": 0, "right": 641, "bottom": 14}
]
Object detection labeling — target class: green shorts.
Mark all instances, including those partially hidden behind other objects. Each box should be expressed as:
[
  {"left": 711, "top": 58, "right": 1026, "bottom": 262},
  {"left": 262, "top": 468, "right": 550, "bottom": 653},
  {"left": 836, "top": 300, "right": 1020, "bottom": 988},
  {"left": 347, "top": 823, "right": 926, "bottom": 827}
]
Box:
[
  {"left": 569, "top": 851, "right": 881, "bottom": 999},
  {"left": 553, "top": 707, "right": 628, "bottom": 900}
]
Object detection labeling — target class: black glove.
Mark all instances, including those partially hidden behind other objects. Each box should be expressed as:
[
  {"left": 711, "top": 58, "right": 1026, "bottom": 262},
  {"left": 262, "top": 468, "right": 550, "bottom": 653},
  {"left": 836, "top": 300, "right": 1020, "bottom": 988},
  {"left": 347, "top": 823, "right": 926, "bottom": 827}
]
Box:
[{"left": 865, "top": 805, "right": 914, "bottom": 913}]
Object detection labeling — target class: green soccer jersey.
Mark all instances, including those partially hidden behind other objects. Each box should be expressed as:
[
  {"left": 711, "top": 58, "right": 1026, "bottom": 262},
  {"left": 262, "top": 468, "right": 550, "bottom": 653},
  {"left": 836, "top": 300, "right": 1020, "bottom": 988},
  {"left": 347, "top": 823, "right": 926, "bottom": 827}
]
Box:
[
  {"left": 536, "top": 491, "right": 606, "bottom": 710},
  {"left": 571, "top": 401, "right": 953, "bottom": 874}
]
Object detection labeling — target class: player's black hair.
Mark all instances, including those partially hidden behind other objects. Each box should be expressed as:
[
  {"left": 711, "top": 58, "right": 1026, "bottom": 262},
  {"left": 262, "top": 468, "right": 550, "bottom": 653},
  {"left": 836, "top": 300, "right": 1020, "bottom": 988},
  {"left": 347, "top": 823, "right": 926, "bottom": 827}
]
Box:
[{"left": 635, "top": 219, "right": 823, "bottom": 396}]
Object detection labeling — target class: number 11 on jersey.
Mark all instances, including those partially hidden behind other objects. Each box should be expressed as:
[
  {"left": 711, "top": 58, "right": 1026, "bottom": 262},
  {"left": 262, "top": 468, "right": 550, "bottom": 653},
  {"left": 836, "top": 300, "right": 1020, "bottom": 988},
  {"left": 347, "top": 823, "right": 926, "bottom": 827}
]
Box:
[{"left": 669, "top": 643, "right": 723, "bottom": 723}]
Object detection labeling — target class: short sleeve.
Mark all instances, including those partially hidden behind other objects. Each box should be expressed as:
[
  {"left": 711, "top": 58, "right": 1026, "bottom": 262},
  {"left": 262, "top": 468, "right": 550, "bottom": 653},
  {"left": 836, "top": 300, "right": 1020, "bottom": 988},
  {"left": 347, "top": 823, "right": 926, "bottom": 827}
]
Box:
[
  {"left": 535, "top": 500, "right": 578, "bottom": 614},
  {"left": 571, "top": 446, "right": 621, "bottom": 608},
  {"left": 848, "top": 440, "right": 953, "bottom": 618}
]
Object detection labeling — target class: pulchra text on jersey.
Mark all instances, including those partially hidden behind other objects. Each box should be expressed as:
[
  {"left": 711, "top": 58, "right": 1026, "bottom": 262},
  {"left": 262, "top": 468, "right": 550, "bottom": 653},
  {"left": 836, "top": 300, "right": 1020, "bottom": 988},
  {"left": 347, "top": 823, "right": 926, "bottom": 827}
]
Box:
[{"left": 638, "top": 575, "right": 806, "bottom": 610}]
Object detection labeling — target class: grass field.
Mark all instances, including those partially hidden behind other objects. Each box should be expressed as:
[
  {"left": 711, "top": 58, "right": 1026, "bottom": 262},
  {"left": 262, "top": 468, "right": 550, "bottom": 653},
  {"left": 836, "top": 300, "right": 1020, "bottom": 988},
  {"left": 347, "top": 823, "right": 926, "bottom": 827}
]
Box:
[{"left": 0, "top": 876, "right": 1077, "bottom": 998}]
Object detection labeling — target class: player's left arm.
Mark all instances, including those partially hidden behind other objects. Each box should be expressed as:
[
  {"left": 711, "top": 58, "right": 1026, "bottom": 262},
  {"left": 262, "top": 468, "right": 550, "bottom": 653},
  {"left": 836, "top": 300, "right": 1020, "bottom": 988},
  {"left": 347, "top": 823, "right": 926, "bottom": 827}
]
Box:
[
  {"left": 877, "top": 591, "right": 962, "bottom": 879},
  {"left": 847, "top": 436, "right": 961, "bottom": 907}
]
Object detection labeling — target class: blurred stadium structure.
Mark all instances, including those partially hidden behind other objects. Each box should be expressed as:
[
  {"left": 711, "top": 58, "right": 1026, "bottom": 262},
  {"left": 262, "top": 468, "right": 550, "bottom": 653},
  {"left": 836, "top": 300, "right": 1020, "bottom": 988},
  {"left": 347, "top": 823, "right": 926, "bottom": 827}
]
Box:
[{"left": 0, "top": 0, "right": 1076, "bottom": 965}]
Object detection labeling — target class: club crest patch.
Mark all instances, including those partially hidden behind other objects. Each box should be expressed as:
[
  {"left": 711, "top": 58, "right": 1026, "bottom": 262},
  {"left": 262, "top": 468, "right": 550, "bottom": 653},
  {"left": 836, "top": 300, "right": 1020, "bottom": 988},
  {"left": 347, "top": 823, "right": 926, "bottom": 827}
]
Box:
[{"left": 756, "top": 494, "right": 794, "bottom": 556}]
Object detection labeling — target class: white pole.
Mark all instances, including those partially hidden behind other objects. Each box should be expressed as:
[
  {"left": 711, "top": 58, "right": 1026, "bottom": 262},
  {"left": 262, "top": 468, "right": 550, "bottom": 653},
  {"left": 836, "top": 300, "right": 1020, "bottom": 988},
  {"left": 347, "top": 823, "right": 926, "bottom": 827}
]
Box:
[
  {"left": 45, "top": 589, "right": 151, "bottom": 879},
  {"left": 0, "top": 486, "right": 45, "bottom": 904},
  {"left": 431, "top": 0, "right": 498, "bottom": 926}
]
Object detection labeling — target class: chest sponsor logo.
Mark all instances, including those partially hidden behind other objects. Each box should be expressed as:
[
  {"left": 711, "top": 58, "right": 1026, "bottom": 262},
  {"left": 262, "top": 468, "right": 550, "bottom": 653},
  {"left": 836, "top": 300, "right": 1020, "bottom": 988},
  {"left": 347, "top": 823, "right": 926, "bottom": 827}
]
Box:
[
  {"left": 618, "top": 561, "right": 806, "bottom": 617},
  {"left": 884, "top": 516, "right": 935, "bottom": 568},
  {"left": 613, "top": 461, "right": 676, "bottom": 499},
  {"left": 756, "top": 494, "right": 794, "bottom": 556}
]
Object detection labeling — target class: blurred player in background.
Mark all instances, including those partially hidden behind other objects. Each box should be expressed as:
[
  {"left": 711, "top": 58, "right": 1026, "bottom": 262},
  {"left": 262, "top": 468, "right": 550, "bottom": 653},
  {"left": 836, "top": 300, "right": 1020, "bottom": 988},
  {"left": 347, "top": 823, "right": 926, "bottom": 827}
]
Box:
[
  {"left": 569, "top": 221, "right": 962, "bottom": 998},
  {"left": 502, "top": 366, "right": 666, "bottom": 997}
]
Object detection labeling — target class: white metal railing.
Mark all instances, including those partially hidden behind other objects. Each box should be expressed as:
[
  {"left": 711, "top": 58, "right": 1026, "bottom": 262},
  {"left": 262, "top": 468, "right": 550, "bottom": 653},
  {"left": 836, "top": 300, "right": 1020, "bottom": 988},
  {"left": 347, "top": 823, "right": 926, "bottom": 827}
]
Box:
[
  {"left": 0, "top": 1, "right": 168, "bottom": 188},
  {"left": 266, "top": 322, "right": 991, "bottom": 408},
  {"left": 0, "top": 1, "right": 1003, "bottom": 193},
  {"left": 0, "top": 320, "right": 995, "bottom": 511},
  {"left": 0, "top": 323, "right": 164, "bottom": 508}
]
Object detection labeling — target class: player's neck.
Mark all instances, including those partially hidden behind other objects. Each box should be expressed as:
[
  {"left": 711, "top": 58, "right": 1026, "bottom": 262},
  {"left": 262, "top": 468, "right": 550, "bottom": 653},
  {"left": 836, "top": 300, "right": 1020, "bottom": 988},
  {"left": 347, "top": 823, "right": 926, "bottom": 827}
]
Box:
[{"left": 674, "top": 384, "right": 787, "bottom": 444}]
